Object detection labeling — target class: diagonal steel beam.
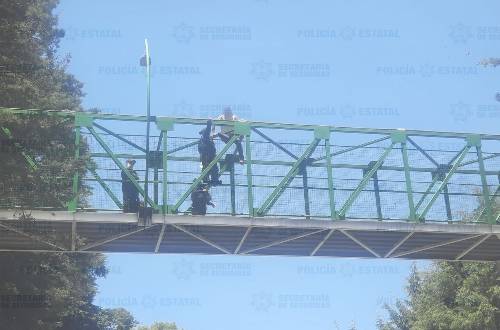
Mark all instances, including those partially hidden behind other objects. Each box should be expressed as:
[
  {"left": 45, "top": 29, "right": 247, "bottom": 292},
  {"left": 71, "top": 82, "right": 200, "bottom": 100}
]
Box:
[
  {"left": 315, "top": 136, "right": 391, "bottom": 162},
  {"left": 87, "top": 127, "right": 157, "bottom": 209},
  {"left": 418, "top": 145, "right": 471, "bottom": 220},
  {"left": 167, "top": 140, "right": 199, "bottom": 155},
  {"left": 459, "top": 153, "right": 499, "bottom": 168},
  {"left": 310, "top": 229, "right": 336, "bottom": 256},
  {"left": 252, "top": 127, "right": 299, "bottom": 160},
  {"left": 392, "top": 234, "right": 482, "bottom": 258},
  {"left": 0, "top": 222, "right": 65, "bottom": 251},
  {"left": 338, "top": 143, "right": 395, "bottom": 217},
  {"left": 455, "top": 234, "right": 491, "bottom": 260},
  {"left": 154, "top": 223, "right": 167, "bottom": 253},
  {"left": 407, "top": 137, "right": 440, "bottom": 167},
  {"left": 234, "top": 226, "right": 252, "bottom": 254},
  {"left": 339, "top": 229, "right": 381, "bottom": 257},
  {"left": 171, "top": 134, "right": 238, "bottom": 213},
  {"left": 0, "top": 126, "right": 38, "bottom": 171},
  {"left": 472, "top": 186, "right": 500, "bottom": 222},
  {"left": 171, "top": 224, "right": 230, "bottom": 254},
  {"left": 241, "top": 229, "right": 327, "bottom": 254},
  {"left": 384, "top": 232, "right": 414, "bottom": 257},
  {"left": 80, "top": 226, "right": 149, "bottom": 251},
  {"left": 94, "top": 123, "right": 146, "bottom": 153},
  {"left": 256, "top": 138, "right": 321, "bottom": 216},
  {"left": 87, "top": 166, "right": 123, "bottom": 209}
]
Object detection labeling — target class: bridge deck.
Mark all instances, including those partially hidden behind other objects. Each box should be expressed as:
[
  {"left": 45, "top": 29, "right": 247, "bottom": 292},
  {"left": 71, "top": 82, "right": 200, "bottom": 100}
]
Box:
[{"left": 0, "top": 210, "right": 498, "bottom": 261}]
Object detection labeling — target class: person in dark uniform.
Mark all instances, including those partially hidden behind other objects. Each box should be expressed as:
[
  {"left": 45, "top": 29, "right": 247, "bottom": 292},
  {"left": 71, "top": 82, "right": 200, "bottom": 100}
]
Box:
[
  {"left": 198, "top": 119, "right": 222, "bottom": 185},
  {"left": 121, "top": 159, "right": 140, "bottom": 213},
  {"left": 191, "top": 183, "right": 215, "bottom": 215}
]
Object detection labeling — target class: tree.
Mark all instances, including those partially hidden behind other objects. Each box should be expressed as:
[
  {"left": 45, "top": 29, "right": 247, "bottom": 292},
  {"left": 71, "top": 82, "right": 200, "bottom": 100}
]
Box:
[
  {"left": 135, "top": 322, "right": 183, "bottom": 330},
  {"left": 0, "top": 1, "right": 137, "bottom": 329},
  {"left": 379, "top": 196, "right": 499, "bottom": 330}
]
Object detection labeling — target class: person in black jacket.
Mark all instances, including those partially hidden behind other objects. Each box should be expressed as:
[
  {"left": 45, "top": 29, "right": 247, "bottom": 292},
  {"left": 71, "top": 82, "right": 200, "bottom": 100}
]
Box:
[
  {"left": 121, "top": 159, "right": 140, "bottom": 213},
  {"left": 191, "top": 183, "right": 215, "bottom": 215},
  {"left": 198, "top": 119, "right": 222, "bottom": 185}
]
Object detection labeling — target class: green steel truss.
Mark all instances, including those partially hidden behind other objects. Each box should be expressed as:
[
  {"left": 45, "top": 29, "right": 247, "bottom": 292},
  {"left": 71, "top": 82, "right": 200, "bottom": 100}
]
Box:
[{"left": 1, "top": 107, "right": 499, "bottom": 224}]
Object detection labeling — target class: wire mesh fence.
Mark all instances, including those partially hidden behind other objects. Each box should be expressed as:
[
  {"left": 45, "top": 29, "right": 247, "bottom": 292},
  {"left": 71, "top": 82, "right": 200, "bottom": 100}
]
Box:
[{"left": 1, "top": 113, "right": 499, "bottom": 224}]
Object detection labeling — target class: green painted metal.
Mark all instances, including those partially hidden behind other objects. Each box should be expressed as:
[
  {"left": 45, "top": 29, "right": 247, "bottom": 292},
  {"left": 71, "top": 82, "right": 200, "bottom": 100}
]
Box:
[
  {"left": 459, "top": 153, "right": 499, "bottom": 167},
  {"left": 475, "top": 144, "right": 493, "bottom": 224},
  {"left": 314, "top": 126, "right": 330, "bottom": 140},
  {"left": 94, "top": 123, "right": 146, "bottom": 153},
  {"left": 252, "top": 128, "right": 298, "bottom": 160},
  {"left": 418, "top": 145, "right": 471, "bottom": 221},
  {"left": 316, "top": 136, "right": 390, "bottom": 161},
  {"left": 87, "top": 166, "right": 123, "bottom": 208},
  {"left": 171, "top": 134, "right": 238, "bottom": 213},
  {"left": 414, "top": 176, "right": 439, "bottom": 212},
  {"left": 234, "top": 122, "right": 251, "bottom": 136},
  {"left": 87, "top": 127, "right": 157, "bottom": 209},
  {"left": 256, "top": 138, "right": 321, "bottom": 217},
  {"left": 74, "top": 112, "right": 93, "bottom": 128},
  {"left": 324, "top": 138, "right": 337, "bottom": 220},
  {"left": 68, "top": 126, "right": 81, "bottom": 212},
  {"left": 245, "top": 134, "right": 254, "bottom": 217},
  {"left": 302, "top": 168, "right": 311, "bottom": 219},
  {"left": 3, "top": 107, "right": 500, "bottom": 224},
  {"left": 4, "top": 107, "right": 500, "bottom": 140},
  {"left": 338, "top": 142, "right": 395, "bottom": 218},
  {"left": 0, "top": 127, "right": 38, "bottom": 171},
  {"left": 401, "top": 141, "right": 416, "bottom": 221},
  {"left": 162, "top": 130, "right": 168, "bottom": 214},
  {"left": 229, "top": 161, "right": 236, "bottom": 216},
  {"left": 156, "top": 117, "right": 175, "bottom": 132}
]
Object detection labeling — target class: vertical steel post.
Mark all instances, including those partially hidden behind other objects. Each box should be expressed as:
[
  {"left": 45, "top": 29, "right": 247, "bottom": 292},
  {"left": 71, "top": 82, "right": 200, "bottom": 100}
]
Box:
[
  {"left": 325, "top": 138, "right": 337, "bottom": 219},
  {"left": 245, "top": 134, "right": 254, "bottom": 217},
  {"left": 443, "top": 184, "right": 452, "bottom": 221},
  {"left": 476, "top": 143, "right": 493, "bottom": 223},
  {"left": 162, "top": 132, "right": 168, "bottom": 214},
  {"left": 156, "top": 118, "right": 174, "bottom": 214},
  {"left": 401, "top": 140, "right": 416, "bottom": 221},
  {"left": 418, "top": 144, "right": 471, "bottom": 221},
  {"left": 230, "top": 159, "right": 236, "bottom": 216},
  {"left": 302, "top": 168, "right": 311, "bottom": 219},
  {"left": 372, "top": 171, "right": 383, "bottom": 220},
  {"left": 68, "top": 125, "right": 81, "bottom": 212}
]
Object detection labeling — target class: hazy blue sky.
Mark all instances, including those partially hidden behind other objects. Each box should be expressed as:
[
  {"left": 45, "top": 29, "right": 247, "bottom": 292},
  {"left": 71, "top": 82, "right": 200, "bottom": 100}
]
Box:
[{"left": 55, "top": 0, "right": 499, "bottom": 329}]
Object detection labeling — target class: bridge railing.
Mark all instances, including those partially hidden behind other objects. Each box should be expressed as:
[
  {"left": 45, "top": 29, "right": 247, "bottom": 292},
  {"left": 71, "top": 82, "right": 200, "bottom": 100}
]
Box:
[{"left": 1, "top": 108, "right": 499, "bottom": 224}]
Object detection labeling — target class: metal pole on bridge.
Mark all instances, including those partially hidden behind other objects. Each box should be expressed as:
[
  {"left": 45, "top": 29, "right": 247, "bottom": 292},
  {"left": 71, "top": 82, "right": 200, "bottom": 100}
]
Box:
[{"left": 141, "top": 39, "right": 152, "bottom": 210}]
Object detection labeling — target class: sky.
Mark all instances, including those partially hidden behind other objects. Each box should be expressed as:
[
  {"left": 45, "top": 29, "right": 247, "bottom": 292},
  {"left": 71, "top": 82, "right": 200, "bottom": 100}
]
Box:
[{"left": 54, "top": 0, "right": 500, "bottom": 329}]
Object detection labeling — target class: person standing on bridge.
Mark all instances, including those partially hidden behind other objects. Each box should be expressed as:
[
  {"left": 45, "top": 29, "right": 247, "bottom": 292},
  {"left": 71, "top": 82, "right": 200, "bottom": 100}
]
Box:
[
  {"left": 191, "top": 183, "right": 215, "bottom": 215},
  {"left": 198, "top": 119, "right": 222, "bottom": 185},
  {"left": 121, "top": 159, "right": 140, "bottom": 213},
  {"left": 212, "top": 107, "right": 245, "bottom": 165}
]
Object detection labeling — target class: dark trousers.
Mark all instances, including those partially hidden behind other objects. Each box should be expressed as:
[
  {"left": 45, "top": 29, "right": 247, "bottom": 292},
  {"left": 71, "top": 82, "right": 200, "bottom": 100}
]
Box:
[
  {"left": 123, "top": 194, "right": 139, "bottom": 213},
  {"left": 201, "top": 154, "right": 219, "bottom": 183},
  {"left": 218, "top": 133, "right": 244, "bottom": 161}
]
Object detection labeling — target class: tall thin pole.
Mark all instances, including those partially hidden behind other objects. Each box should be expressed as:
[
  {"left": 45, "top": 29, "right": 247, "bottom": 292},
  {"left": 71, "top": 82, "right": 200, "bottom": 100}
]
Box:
[{"left": 144, "top": 39, "right": 151, "bottom": 208}]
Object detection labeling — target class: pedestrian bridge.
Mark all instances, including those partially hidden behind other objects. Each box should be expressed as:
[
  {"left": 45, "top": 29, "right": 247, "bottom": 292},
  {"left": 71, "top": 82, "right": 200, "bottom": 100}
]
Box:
[{"left": 0, "top": 108, "right": 499, "bottom": 260}]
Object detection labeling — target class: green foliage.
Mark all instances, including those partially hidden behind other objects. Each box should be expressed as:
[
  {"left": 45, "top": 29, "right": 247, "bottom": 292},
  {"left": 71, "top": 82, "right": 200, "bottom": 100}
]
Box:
[
  {"left": 0, "top": 1, "right": 138, "bottom": 329},
  {"left": 135, "top": 322, "right": 183, "bottom": 330},
  {"left": 0, "top": 253, "right": 137, "bottom": 329},
  {"left": 378, "top": 262, "right": 500, "bottom": 330},
  {"left": 0, "top": 0, "right": 89, "bottom": 210}
]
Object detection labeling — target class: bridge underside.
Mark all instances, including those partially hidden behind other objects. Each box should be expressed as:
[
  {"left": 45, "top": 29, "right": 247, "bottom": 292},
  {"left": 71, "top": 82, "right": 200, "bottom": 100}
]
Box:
[{"left": 0, "top": 211, "right": 498, "bottom": 261}]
